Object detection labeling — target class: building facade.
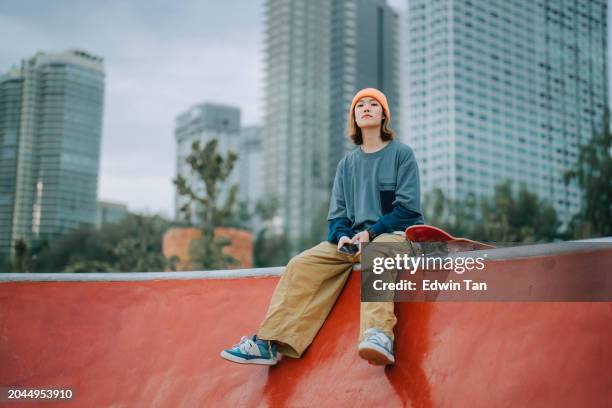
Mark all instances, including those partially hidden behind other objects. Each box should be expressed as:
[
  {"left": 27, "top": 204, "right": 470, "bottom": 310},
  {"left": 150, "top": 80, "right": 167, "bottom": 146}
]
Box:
[
  {"left": 403, "top": 0, "right": 608, "bottom": 224},
  {"left": 238, "top": 125, "right": 264, "bottom": 213},
  {"left": 174, "top": 103, "right": 241, "bottom": 224},
  {"left": 263, "top": 0, "right": 400, "bottom": 250},
  {"left": 96, "top": 200, "right": 129, "bottom": 228},
  {"left": 0, "top": 49, "right": 105, "bottom": 256}
]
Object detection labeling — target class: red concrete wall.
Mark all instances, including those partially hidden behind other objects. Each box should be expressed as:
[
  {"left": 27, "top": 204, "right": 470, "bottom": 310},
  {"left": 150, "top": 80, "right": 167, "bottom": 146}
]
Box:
[{"left": 1, "top": 266, "right": 610, "bottom": 407}]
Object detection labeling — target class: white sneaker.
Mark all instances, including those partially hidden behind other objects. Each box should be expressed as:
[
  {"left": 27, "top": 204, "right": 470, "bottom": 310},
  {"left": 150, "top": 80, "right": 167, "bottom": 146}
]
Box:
[{"left": 358, "top": 328, "right": 395, "bottom": 365}]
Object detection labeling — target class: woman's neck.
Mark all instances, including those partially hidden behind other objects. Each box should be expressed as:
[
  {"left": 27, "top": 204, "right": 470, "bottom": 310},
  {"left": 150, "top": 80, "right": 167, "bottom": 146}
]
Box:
[{"left": 360, "top": 127, "right": 388, "bottom": 153}]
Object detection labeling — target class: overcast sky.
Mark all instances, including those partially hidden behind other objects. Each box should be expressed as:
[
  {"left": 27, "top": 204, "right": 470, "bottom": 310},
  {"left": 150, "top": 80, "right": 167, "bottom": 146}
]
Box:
[
  {"left": 1, "top": 0, "right": 275, "bottom": 218},
  {"left": 0, "top": 0, "right": 608, "bottom": 218}
]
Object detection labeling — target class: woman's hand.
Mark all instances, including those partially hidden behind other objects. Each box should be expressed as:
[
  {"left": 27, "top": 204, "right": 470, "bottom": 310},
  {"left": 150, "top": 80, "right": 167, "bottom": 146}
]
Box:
[
  {"left": 351, "top": 230, "right": 370, "bottom": 244},
  {"left": 350, "top": 230, "right": 370, "bottom": 256},
  {"left": 337, "top": 235, "right": 352, "bottom": 251}
]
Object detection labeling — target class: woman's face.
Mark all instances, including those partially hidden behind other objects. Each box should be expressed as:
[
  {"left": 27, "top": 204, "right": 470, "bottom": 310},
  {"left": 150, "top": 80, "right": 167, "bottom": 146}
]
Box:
[{"left": 354, "top": 97, "right": 384, "bottom": 129}]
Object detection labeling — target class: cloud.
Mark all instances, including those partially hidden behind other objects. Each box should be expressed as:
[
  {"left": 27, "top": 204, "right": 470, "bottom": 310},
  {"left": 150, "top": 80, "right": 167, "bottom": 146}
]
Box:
[{"left": 0, "top": 0, "right": 264, "bottom": 216}]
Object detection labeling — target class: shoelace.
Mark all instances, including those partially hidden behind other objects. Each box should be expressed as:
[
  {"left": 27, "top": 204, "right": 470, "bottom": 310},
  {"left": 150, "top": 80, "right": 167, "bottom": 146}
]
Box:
[{"left": 233, "top": 336, "right": 257, "bottom": 354}]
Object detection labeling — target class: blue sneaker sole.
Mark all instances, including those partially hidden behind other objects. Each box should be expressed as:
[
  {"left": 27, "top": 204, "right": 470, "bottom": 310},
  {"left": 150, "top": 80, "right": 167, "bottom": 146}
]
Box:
[
  {"left": 358, "top": 342, "right": 395, "bottom": 365},
  {"left": 220, "top": 350, "right": 278, "bottom": 366}
]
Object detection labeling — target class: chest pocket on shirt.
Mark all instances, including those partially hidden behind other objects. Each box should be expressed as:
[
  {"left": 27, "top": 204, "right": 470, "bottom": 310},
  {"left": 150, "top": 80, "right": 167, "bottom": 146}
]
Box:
[{"left": 378, "top": 178, "right": 396, "bottom": 215}]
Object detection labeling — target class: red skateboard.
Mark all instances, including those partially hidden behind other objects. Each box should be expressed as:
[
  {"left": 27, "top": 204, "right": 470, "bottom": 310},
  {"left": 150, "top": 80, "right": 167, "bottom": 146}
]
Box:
[{"left": 405, "top": 225, "right": 495, "bottom": 252}]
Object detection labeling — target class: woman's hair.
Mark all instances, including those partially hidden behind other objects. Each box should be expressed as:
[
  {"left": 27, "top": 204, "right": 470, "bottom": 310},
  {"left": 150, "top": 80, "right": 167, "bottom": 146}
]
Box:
[{"left": 346, "top": 105, "right": 395, "bottom": 145}]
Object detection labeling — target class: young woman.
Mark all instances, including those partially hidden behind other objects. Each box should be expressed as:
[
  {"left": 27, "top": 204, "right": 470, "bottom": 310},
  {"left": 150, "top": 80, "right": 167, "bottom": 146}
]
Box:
[{"left": 221, "top": 88, "right": 424, "bottom": 366}]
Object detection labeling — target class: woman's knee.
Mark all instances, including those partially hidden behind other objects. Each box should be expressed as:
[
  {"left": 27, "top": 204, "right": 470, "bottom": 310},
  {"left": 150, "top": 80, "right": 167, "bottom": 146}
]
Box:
[{"left": 286, "top": 253, "right": 307, "bottom": 271}]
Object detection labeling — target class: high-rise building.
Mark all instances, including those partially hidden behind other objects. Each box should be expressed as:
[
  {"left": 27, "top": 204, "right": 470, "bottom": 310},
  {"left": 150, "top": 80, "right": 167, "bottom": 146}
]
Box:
[
  {"left": 174, "top": 103, "right": 241, "bottom": 223},
  {"left": 238, "top": 126, "right": 264, "bottom": 213},
  {"left": 403, "top": 0, "right": 608, "bottom": 224},
  {"left": 96, "top": 200, "right": 129, "bottom": 228},
  {"left": 263, "top": 0, "right": 400, "bottom": 250},
  {"left": 0, "top": 49, "right": 105, "bottom": 256}
]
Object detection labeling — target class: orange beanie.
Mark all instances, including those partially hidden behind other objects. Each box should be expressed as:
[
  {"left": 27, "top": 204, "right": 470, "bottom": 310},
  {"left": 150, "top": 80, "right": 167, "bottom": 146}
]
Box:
[{"left": 350, "top": 88, "right": 391, "bottom": 123}]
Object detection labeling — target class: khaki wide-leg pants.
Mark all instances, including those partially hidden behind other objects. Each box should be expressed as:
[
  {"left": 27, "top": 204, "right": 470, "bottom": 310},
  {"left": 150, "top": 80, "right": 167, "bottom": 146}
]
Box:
[{"left": 258, "top": 233, "right": 412, "bottom": 358}]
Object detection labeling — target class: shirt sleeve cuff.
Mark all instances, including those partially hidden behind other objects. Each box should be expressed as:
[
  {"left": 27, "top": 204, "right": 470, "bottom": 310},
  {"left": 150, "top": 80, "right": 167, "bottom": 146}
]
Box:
[
  {"left": 370, "top": 221, "right": 389, "bottom": 236},
  {"left": 335, "top": 232, "right": 350, "bottom": 242}
]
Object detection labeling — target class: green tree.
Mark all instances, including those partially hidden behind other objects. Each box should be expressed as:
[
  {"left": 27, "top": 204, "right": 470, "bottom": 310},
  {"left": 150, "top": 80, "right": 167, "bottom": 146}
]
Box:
[
  {"left": 64, "top": 260, "right": 113, "bottom": 273},
  {"left": 110, "top": 214, "right": 172, "bottom": 272},
  {"left": 253, "top": 196, "right": 290, "bottom": 267},
  {"left": 254, "top": 195, "right": 280, "bottom": 221},
  {"left": 424, "top": 182, "right": 560, "bottom": 243},
  {"left": 173, "top": 139, "right": 240, "bottom": 269},
  {"left": 224, "top": 200, "right": 252, "bottom": 230},
  {"left": 0, "top": 253, "right": 8, "bottom": 272},
  {"left": 423, "top": 188, "right": 479, "bottom": 238},
  {"left": 564, "top": 113, "right": 612, "bottom": 238},
  {"left": 473, "top": 181, "right": 560, "bottom": 243},
  {"left": 12, "top": 238, "right": 31, "bottom": 272},
  {"left": 301, "top": 198, "right": 331, "bottom": 251},
  {"left": 34, "top": 226, "right": 112, "bottom": 272},
  {"left": 32, "top": 214, "right": 175, "bottom": 272}
]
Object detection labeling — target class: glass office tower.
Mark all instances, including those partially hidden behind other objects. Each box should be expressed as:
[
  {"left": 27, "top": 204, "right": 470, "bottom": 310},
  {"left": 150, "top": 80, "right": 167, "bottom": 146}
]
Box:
[
  {"left": 0, "top": 50, "right": 105, "bottom": 256},
  {"left": 264, "top": 0, "right": 399, "bottom": 250},
  {"left": 404, "top": 0, "right": 608, "bottom": 224},
  {"left": 238, "top": 125, "right": 264, "bottom": 212},
  {"left": 0, "top": 69, "right": 23, "bottom": 258}
]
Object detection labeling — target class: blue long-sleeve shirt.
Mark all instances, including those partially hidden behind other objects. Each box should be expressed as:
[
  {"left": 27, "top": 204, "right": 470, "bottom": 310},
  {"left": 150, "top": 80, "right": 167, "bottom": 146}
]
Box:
[{"left": 327, "top": 139, "right": 425, "bottom": 243}]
